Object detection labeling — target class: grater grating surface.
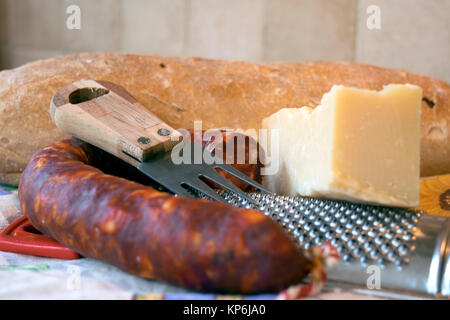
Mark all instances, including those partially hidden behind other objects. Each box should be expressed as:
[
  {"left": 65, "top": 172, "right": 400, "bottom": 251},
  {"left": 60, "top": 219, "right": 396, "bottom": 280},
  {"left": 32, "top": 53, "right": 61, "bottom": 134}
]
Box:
[
  {"left": 212, "top": 190, "right": 420, "bottom": 268},
  {"left": 194, "top": 189, "right": 449, "bottom": 296}
]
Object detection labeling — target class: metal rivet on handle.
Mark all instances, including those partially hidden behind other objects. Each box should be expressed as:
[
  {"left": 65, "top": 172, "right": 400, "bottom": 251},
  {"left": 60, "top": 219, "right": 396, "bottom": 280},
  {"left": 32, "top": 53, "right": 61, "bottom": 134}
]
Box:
[
  {"left": 137, "top": 137, "right": 151, "bottom": 144},
  {"left": 158, "top": 128, "right": 171, "bottom": 136}
]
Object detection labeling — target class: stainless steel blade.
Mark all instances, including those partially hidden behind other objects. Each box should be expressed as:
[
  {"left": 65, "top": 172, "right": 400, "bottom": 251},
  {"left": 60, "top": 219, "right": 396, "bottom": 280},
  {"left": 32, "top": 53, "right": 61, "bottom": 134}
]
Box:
[
  {"left": 196, "top": 189, "right": 450, "bottom": 297},
  {"left": 137, "top": 142, "right": 265, "bottom": 203}
]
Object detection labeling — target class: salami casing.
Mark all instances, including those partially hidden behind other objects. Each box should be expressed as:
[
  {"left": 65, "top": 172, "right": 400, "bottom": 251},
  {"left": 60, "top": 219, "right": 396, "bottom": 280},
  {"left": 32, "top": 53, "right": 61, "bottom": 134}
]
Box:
[{"left": 18, "top": 136, "right": 310, "bottom": 293}]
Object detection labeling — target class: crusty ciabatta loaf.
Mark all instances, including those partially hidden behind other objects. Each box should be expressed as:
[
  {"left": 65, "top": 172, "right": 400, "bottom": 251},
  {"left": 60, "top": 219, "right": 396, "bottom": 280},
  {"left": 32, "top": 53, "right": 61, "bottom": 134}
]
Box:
[{"left": 0, "top": 53, "right": 449, "bottom": 185}]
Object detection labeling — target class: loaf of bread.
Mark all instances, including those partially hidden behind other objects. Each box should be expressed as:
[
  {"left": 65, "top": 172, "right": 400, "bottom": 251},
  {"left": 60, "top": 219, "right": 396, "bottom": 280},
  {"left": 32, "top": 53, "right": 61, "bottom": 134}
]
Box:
[{"left": 0, "top": 53, "right": 449, "bottom": 185}]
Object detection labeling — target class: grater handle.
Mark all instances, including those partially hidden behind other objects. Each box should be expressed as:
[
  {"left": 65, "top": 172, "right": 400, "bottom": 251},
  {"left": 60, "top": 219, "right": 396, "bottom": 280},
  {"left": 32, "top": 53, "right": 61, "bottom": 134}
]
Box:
[{"left": 50, "top": 80, "right": 182, "bottom": 167}]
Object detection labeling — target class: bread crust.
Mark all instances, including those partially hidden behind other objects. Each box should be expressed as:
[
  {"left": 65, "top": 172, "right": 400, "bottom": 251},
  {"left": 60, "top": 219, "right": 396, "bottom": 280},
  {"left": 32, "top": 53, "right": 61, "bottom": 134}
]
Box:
[{"left": 0, "top": 53, "right": 449, "bottom": 184}]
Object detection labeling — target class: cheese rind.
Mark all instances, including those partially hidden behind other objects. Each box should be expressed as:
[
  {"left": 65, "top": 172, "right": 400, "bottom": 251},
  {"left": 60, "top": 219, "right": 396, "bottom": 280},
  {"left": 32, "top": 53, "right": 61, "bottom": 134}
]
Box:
[{"left": 262, "top": 84, "right": 422, "bottom": 207}]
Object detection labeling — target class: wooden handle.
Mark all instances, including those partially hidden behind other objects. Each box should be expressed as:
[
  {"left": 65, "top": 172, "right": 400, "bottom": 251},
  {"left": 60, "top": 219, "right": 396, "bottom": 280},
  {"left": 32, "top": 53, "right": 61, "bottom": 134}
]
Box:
[{"left": 50, "top": 80, "right": 182, "bottom": 167}]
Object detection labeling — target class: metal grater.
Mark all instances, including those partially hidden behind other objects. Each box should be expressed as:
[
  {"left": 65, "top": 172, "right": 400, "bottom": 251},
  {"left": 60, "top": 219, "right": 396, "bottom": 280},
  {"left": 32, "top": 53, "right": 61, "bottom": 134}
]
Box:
[{"left": 197, "top": 190, "right": 450, "bottom": 297}]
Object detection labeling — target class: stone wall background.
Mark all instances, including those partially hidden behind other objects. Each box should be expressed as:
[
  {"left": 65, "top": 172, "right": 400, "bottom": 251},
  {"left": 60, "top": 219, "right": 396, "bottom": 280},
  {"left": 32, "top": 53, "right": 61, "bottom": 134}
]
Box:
[{"left": 0, "top": 0, "right": 448, "bottom": 82}]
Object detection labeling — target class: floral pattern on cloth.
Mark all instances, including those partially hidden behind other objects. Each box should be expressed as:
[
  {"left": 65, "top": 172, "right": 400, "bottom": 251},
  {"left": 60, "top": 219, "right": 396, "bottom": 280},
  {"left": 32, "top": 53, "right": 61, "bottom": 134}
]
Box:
[
  {"left": 0, "top": 264, "right": 51, "bottom": 272},
  {"left": 0, "top": 185, "right": 21, "bottom": 231},
  {"left": 416, "top": 174, "right": 450, "bottom": 217}
]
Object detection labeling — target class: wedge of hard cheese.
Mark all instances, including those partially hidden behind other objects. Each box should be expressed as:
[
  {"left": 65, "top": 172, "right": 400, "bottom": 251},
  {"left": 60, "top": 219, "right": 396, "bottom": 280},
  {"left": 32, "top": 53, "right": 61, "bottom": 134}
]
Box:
[{"left": 262, "top": 84, "right": 422, "bottom": 207}]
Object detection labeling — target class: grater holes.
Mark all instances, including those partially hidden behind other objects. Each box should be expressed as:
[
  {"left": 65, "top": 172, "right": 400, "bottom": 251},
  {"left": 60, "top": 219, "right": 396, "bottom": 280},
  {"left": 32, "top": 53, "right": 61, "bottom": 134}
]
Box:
[
  {"left": 216, "top": 190, "right": 418, "bottom": 267},
  {"left": 353, "top": 247, "right": 365, "bottom": 257}
]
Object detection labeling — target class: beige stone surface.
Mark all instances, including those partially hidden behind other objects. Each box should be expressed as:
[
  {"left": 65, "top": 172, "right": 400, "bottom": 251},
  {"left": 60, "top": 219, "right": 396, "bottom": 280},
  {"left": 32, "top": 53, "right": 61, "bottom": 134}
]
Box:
[
  {"left": 1, "top": 48, "right": 65, "bottom": 70},
  {"left": 10, "top": 0, "right": 63, "bottom": 50},
  {"left": 0, "top": 0, "right": 11, "bottom": 46},
  {"left": 186, "top": 0, "right": 264, "bottom": 61},
  {"left": 263, "top": 0, "right": 357, "bottom": 62},
  {"left": 0, "top": 48, "right": 8, "bottom": 71},
  {"left": 60, "top": 0, "right": 122, "bottom": 52},
  {"left": 356, "top": 0, "right": 450, "bottom": 83},
  {"left": 0, "top": 0, "right": 448, "bottom": 84},
  {"left": 121, "top": 0, "right": 186, "bottom": 55}
]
